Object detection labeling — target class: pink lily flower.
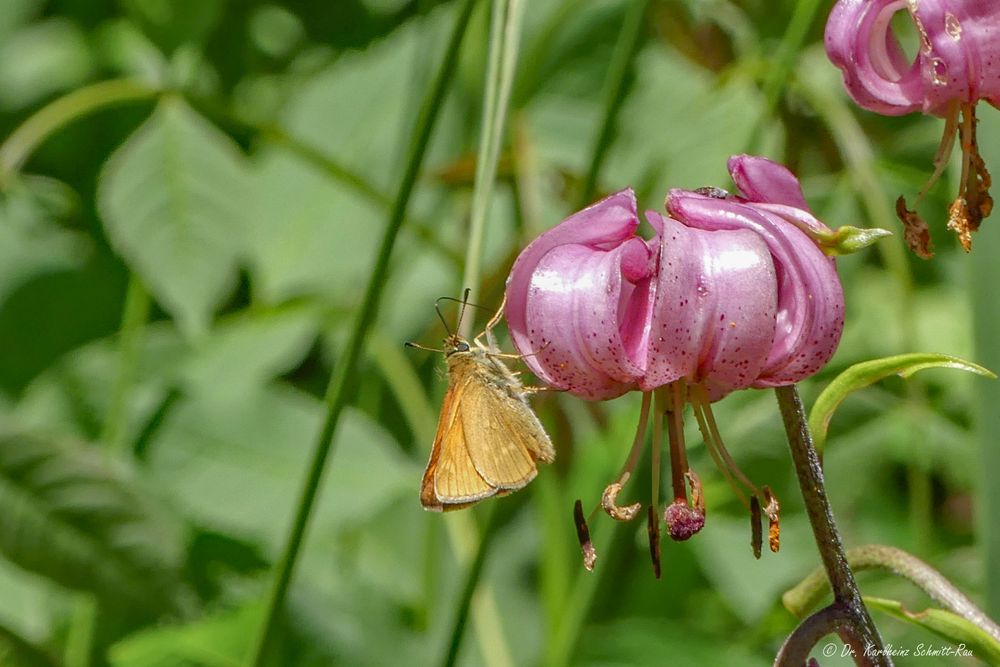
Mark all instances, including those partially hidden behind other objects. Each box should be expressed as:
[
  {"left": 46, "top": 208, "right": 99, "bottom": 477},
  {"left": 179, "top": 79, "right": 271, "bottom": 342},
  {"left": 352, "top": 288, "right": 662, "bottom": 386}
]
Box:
[
  {"left": 505, "top": 156, "right": 848, "bottom": 572},
  {"left": 825, "top": 0, "right": 998, "bottom": 254}
]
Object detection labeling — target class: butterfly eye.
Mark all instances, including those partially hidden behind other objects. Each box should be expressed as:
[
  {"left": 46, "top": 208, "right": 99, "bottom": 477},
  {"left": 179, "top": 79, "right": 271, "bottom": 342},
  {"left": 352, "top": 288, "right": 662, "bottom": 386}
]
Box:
[{"left": 455, "top": 341, "right": 470, "bottom": 353}]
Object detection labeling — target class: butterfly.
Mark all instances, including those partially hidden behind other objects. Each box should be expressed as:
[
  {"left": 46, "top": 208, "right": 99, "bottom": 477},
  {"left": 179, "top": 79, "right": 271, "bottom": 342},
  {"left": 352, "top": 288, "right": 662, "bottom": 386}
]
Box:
[{"left": 407, "top": 291, "right": 555, "bottom": 511}]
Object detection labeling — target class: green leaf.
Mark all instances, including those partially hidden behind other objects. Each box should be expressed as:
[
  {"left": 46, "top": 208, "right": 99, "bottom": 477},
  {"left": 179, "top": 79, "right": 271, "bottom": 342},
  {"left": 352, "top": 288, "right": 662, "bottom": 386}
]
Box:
[
  {"left": 97, "top": 97, "right": 251, "bottom": 338},
  {"left": 121, "top": 0, "right": 223, "bottom": 54},
  {"left": 109, "top": 602, "right": 261, "bottom": 667},
  {"left": 808, "top": 353, "right": 995, "bottom": 453},
  {"left": 145, "top": 385, "right": 417, "bottom": 551},
  {"left": 176, "top": 303, "right": 321, "bottom": 398},
  {"left": 0, "top": 431, "right": 191, "bottom": 615},
  {"left": 0, "top": 19, "right": 94, "bottom": 110},
  {"left": 0, "top": 181, "right": 90, "bottom": 308},
  {"left": 865, "top": 596, "right": 1000, "bottom": 664},
  {"left": 0, "top": 558, "right": 71, "bottom": 655},
  {"left": 0, "top": 621, "right": 58, "bottom": 667}
]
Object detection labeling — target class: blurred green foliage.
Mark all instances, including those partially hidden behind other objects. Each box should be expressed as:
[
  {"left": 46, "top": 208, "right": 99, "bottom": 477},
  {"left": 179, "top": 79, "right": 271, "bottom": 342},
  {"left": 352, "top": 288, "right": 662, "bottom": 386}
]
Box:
[{"left": 0, "top": 0, "right": 996, "bottom": 665}]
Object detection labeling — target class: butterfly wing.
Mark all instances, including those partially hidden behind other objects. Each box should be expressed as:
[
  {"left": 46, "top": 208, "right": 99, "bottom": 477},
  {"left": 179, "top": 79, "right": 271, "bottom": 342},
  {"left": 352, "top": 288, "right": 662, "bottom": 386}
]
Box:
[
  {"left": 462, "top": 377, "right": 553, "bottom": 492},
  {"left": 421, "top": 373, "right": 495, "bottom": 511}
]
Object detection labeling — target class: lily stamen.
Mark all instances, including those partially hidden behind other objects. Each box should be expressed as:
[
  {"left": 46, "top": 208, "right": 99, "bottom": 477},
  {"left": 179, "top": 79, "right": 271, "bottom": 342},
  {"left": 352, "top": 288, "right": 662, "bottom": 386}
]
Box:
[
  {"left": 690, "top": 384, "right": 781, "bottom": 554},
  {"left": 598, "top": 391, "right": 652, "bottom": 522}
]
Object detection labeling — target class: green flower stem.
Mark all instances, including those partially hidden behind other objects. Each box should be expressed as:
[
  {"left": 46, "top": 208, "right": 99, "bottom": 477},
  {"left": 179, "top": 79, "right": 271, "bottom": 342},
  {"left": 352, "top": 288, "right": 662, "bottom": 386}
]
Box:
[
  {"left": 783, "top": 545, "right": 1000, "bottom": 642},
  {"left": 0, "top": 78, "right": 157, "bottom": 184},
  {"left": 247, "top": 1, "right": 478, "bottom": 663},
  {"left": 775, "top": 385, "right": 890, "bottom": 665},
  {"left": 578, "top": 0, "right": 650, "bottom": 206},
  {"left": 101, "top": 274, "right": 151, "bottom": 455},
  {"left": 461, "top": 0, "right": 525, "bottom": 332}
]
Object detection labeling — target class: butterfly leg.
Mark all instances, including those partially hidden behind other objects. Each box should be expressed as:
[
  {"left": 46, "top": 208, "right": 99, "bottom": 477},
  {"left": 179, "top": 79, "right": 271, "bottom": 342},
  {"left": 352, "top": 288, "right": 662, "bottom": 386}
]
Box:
[
  {"left": 521, "top": 385, "right": 562, "bottom": 395},
  {"left": 474, "top": 294, "right": 507, "bottom": 350}
]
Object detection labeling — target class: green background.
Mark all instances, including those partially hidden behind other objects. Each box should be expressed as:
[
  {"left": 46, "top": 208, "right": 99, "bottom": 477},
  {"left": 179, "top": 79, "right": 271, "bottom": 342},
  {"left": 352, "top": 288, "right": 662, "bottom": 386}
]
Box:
[{"left": 0, "top": 0, "right": 996, "bottom": 665}]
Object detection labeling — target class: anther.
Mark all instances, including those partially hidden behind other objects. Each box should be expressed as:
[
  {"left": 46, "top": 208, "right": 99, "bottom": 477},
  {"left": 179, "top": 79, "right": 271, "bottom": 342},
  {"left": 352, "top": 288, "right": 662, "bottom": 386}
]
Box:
[
  {"left": 750, "top": 495, "right": 763, "bottom": 560},
  {"left": 763, "top": 485, "right": 781, "bottom": 553},
  {"left": 602, "top": 478, "right": 642, "bottom": 522},
  {"left": 574, "top": 499, "right": 597, "bottom": 571}
]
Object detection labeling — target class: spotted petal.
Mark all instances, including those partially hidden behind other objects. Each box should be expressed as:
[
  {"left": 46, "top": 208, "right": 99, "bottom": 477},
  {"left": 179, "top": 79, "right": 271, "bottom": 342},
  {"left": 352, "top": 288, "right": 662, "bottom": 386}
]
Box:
[{"left": 505, "top": 189, "right": 656, "bottom": 400}]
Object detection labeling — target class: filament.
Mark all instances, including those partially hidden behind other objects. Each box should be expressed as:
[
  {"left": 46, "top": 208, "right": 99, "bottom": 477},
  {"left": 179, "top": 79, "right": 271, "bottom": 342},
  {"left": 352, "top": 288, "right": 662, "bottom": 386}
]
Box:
[
  {"left": 914, "top": 99, "right": 960, "bottom": 206},
  {"left": 664, "top": 381, "right": 689, "bottom": 503},
  {"left": 651, "top": 388, "right": 666, "bottom": 511},
  {"left": 690, "top": 390, "right": 748, "bottom": 507},
  {"left": 592, "top": 390, "right": 652, "bottom": 523}
]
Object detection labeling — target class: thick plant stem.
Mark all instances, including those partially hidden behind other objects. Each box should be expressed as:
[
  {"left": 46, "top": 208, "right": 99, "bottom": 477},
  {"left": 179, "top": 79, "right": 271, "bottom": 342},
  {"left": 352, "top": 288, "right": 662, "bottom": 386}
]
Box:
[
  {"left": 775, "top": 385, "right": 890, "bottom": 666},
  {"left": 247, "top": 1, "right": 478, "bottom": 664}
]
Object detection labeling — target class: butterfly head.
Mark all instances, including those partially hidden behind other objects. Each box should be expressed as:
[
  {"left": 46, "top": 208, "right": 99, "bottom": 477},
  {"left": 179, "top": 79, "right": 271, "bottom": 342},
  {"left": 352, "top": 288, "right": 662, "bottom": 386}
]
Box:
[{"left": 444, "top": 335, "right": 472, "bottom": 357}]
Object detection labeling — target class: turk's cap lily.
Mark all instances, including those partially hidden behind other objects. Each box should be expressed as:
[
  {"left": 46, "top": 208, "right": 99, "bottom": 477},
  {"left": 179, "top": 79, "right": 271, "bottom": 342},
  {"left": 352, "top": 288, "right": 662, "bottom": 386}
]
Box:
[
  {"left": 825, "top": 0, "right": 997, "bottom": 254},
  {"left": 505, "top": 155, "right": 847, "bottom": 402},
  {"left": 825, "top": 0, "right": 1000, "bottom": 116}
]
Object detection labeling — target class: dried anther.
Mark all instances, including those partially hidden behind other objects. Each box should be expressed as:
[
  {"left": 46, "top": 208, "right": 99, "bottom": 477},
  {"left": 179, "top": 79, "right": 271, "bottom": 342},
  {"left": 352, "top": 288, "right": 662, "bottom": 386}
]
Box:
[
  {"left": 948, "top": 104, "right": 994, "bottom": 252},
  {"left": 647, "top": 505, "right": 662, "bottom": 579},
  {"left": 762, "top": 485, "right": 781, "bottom": 554},
  {"left": 750, "top": 495, "right": 763, "bottom": 560},
  {"left": 601, "top": 479, "right": 642, "bottom": 522},
  {"left": 686, "top": 470, "right": 705, "bottom": 514},
  {"left": 896, "top": 196, "right": 935, "bottom": 259},
  {"left": 573, "top": 499, "right": 597, "bottom": 571}
]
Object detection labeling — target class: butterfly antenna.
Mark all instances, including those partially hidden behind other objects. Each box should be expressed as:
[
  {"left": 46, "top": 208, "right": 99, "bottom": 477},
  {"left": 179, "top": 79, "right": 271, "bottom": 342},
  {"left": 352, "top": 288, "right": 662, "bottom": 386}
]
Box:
[
  {"left": 405, "top": 341, "right": 445, "bottom": 353},
  {"left": 433, "top": 297, "right": 454, "bottom": 336},
  {"left": 456, "top": 287, "right": 472, "bottom": 334}
]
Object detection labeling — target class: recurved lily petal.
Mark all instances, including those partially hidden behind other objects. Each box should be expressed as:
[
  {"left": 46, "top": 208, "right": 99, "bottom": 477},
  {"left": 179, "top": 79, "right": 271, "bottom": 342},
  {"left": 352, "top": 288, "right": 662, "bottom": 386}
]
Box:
[
  {"left": 727, "top": 154, "right": 811, "bottom": 210},
  {"left": 825, "top": 0, "right": 1000, "bottom": 116},
  {"left": 505, "top": 189, "right": 656, "bottom": 400},
  {"left": 640, "top": 211, "right": 778, "bottom": 400},
  {"left": 665, "top": 193, "right": 844, "bottom": 388}
]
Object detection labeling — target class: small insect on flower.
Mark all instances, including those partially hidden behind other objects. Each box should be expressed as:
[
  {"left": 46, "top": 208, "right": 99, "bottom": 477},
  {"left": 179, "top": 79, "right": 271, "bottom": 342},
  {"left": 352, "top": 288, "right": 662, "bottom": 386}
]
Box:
[{"left": 406, "top": 289, "right": 555, "bottom": 511}]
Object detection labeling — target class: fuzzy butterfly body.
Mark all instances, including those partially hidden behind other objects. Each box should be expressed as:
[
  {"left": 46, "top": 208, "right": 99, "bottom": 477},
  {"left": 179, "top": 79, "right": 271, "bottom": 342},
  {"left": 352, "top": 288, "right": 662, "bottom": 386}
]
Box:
[{"left": 420, "top": 334, "right": 555, "bottom": 512}]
